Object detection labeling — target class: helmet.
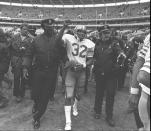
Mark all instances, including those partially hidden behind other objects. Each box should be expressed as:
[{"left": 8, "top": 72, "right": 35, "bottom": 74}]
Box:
[
  {"left": 74, "top": 25, "right": 86, "bottom": 32},
  {"left": 66, "top": 29, "right": 74, "bottom": 35},
  {"left": 74, "top": 25, "right": 87, "bottom": 40}
]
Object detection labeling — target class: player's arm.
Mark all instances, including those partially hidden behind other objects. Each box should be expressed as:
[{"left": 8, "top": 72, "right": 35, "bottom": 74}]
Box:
[
  {"left": 56, "top": 20, "right": 71, "bottom": 44},
  {"left": 130, "top": 57, "right": 145, "bottom": 94},
  {"left": 137, "top": 51, "right": 150, "bottom": 90},
  {"left": 130, "top": 35, "right": 150, "bottom": 94},
  {"left": 129, "top": 34, "right": 150, "bottom": 107}
]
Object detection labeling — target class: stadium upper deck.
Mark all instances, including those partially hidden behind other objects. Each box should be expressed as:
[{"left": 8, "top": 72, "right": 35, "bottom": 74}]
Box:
[
  {"left": 0, "top": 0, "right": 150, "bottom": 7},
  {"left": 0, "top": 0, "right": 139, "bottom": 5},
  {"left": 0, "top": 0, "right": 150, "bottom": 28},
  {"left": 0, "top": 1, "right": 150, "bottom": 19}
]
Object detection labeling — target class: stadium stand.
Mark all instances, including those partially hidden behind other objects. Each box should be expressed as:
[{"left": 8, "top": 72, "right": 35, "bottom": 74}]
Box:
[
  {"left": 0, "top": 2, "right": 150, "bottom": 19},
  {"left": 0, "top": 0, "right": 150, "bottom": 30}
]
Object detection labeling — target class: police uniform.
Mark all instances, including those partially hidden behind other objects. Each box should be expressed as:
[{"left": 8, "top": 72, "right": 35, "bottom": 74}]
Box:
[
  {"left": 93, "top": 26, "right": 126, "bottom": 126},
  {"left": 0, "top": 29, "right": 10, "bottom": 108},
  {"left": 10, "top": 25, "right": 33, "bottom": 100},
  {"left": 22, "top": 19, "right": 65, "bottom": 128}
]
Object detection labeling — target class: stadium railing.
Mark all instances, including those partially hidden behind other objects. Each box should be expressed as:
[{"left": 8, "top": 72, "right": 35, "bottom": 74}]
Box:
[{"left": 0, "top": 15, "right": 150, "bottom": 29}]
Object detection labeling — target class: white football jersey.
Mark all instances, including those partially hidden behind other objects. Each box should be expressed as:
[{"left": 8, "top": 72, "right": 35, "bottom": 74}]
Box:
[
  {"left": 62, "top": 34, "right": 95, "bottom": 67},
  {"left": 140, "top": 46, "right": 150, "bottom": 95}
]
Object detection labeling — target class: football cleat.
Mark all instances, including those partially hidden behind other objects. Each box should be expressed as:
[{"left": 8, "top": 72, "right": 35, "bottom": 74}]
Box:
[
  {"left": 73, "top": 105, "right": 78, "bottom": 117},
  {"left": 73, "top": 108, "right": 78, "bottom": 117},
  {"left": 73, "top": 98, "right": 78, "bottom": 117},
  {"left": 65, "top": 122, "right": 72, "bottom": 131}
]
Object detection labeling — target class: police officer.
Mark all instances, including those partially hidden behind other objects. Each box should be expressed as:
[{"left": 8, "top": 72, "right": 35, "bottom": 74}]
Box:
[
  {"left": 10, "top": 23, "right": 33, "bottom": 103},
  {"left": 93, "top": 25, "right": 126, "bottom": 127},
  {"left": 22, "top": 19, "right": 68, "bottom": 129},
  {"left": 0, "top": 28, "right": 10, "bottom": 108}
]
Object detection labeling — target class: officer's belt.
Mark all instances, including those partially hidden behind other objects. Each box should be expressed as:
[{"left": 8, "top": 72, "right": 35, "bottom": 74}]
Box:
[{"left": 33, "top": 64, "right": 54, "bottom": 70}]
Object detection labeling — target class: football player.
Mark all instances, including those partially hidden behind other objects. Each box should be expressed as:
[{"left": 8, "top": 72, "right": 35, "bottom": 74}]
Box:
[
  {"left": 62, "top": 25, "right": 95, "bottom": 131},
  {"left": 137, "top": 35, "right": 150, "bottom": 131},
  {"left": 129, "top": 34, "right": 150, "bottom": 131}
]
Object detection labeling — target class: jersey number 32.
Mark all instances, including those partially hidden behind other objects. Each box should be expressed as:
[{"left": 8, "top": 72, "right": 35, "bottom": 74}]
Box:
[{"left": 72, "top": 43, "right": 87, "bottom": 58}]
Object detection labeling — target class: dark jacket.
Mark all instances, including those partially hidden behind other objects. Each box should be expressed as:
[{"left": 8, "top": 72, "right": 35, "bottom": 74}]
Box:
[
  {"left": 10, "top": 34, "right": 33, "bottom": 69},
  {"left": 10, "top": 34, "right": 33, "bottom": 57},
  {"left": 94, "top": 37, "right": 125, "bottom": 77},
  {"left": 22, "top": 31, "right": 64, "bottom": 70}
]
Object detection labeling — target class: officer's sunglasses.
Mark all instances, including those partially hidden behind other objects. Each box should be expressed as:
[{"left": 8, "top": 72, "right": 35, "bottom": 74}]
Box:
[
  {"left": 102, "top": 30, "right": 111, "bottom": 35},
  {"left": 43, "top": 24, "right": 55, "bottom": 29}
]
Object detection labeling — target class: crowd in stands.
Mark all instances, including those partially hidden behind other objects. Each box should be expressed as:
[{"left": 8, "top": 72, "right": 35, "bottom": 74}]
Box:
[{"left": 0, "top": 2, "right": 150, "bottom": 20}]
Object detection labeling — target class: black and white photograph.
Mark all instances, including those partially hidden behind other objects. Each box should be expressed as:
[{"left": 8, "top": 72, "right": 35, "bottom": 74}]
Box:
[{"left": 0, "top": 0, "right": 150, "bottom": 130}]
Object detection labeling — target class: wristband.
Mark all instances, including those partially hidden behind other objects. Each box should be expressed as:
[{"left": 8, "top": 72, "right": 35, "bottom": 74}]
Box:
[{"left": 130, "top": 87, "right": 140, "bottom": 95}]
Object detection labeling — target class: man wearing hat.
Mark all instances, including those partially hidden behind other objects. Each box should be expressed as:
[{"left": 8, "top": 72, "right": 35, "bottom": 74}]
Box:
[
  {"left": 10, "top": 23, "right": 33, "bottom": 103},
  {"left": 93, "top": 25, "right": 126, "bottom": 127},
  {"left": 22, "top": 19, "right": 69, "bottom": 129}
]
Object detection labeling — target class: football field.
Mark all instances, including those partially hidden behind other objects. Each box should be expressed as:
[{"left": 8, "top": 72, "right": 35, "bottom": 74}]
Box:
[{"left": 0, "top": 79, "right": 136, "bottom": 131}]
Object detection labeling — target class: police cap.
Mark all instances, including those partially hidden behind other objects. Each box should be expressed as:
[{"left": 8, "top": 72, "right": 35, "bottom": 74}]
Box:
[
  {"left": 41, "top": 19, "right": 55, "bottom": 28},
  {"left": 98, "top": 25, "right": 111, "bottom": 33}
]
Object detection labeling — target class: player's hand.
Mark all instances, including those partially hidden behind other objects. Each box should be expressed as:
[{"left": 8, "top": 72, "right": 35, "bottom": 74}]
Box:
[
  {"left": 64, "top": 20, "right": 71, "bottom": 27},
  {"left": 128, "top": 94, "right": 140, "bottom": 113},
  {"left": 65, "top": 60, "right": 75, "bottom": 68},
  {"left": 23, "top": 68, "right": 29, "bottom": 79}
]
